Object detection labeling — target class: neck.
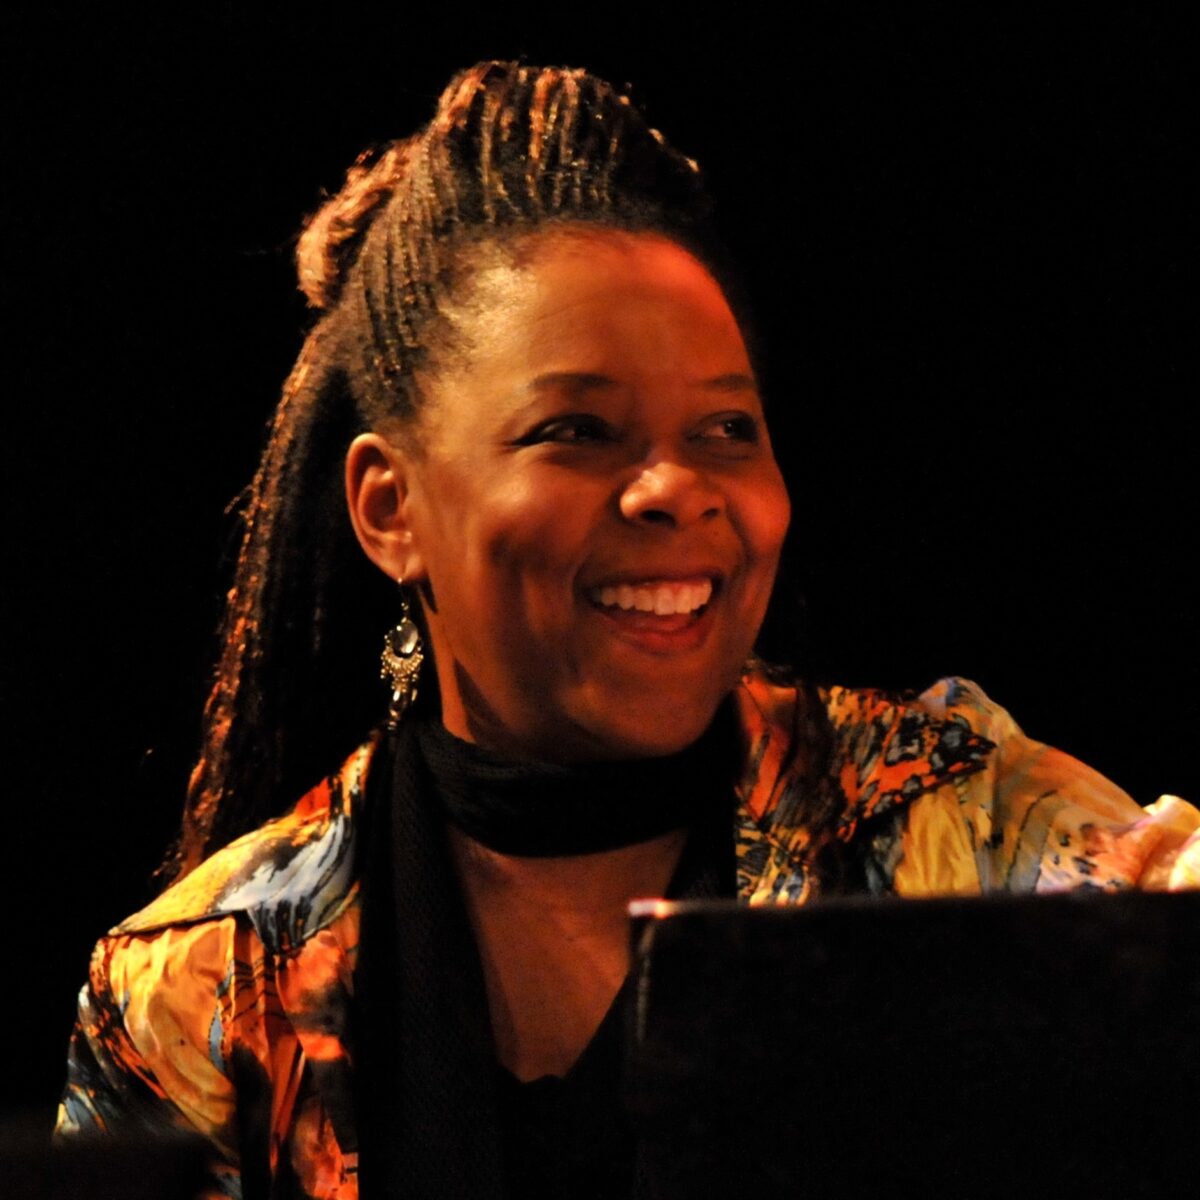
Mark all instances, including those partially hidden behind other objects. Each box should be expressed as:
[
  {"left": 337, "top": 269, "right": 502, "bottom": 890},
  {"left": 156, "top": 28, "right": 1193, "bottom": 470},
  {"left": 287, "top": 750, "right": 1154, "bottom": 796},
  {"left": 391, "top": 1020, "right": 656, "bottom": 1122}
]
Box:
[
  {"left": 412, "top": 707, "right": 736, "bottom": 1079},
  {"left": 447, "top": 824, "right": 689, "bottom": 1081},
  {"left": 448, "top": 823, "right": 689, "bottom": 915}
]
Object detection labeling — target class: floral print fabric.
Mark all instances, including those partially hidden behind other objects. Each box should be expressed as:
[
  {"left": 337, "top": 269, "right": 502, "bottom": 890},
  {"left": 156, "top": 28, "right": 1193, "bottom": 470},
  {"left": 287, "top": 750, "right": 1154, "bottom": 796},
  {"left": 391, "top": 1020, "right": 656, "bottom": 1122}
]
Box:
[{"left": 57, "top": 674, "right": 1200, "bottom": 1198}]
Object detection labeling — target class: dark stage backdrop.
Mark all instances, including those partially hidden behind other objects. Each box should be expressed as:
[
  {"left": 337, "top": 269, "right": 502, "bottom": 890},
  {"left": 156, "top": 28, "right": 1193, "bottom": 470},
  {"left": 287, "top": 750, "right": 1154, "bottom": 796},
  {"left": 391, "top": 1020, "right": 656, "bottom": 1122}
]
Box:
[{"left": 4, "top": 7, "right": 1193, "bottom": 1120}]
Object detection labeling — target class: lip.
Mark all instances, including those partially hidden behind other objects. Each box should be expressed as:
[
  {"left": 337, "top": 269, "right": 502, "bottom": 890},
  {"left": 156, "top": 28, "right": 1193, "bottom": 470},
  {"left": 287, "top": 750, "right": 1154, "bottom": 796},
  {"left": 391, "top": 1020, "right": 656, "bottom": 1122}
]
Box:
[
  {"left": 580, "top": 566, "right": 725, "bottom": 591},
  {"left": 581, "top": 571, "right": 722, "bottom": 656}
]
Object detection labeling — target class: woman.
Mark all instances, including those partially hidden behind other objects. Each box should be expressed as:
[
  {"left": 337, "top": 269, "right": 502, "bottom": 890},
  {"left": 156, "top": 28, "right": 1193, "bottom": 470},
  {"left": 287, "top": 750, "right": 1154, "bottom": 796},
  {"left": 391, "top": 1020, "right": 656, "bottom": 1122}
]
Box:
[{"left": 56, "top": 61, "right": 1199, "bottom": 1199}]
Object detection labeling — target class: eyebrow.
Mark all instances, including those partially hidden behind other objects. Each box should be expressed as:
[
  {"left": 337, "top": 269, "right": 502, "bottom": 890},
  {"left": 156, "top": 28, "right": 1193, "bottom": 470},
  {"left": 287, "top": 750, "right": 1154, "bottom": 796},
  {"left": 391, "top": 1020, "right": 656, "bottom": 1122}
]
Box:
[
  {"left": 528, "top": 372, "right": 615, "bottom": 395},
  {"left": 698, "top": 372, "right": 759, "bottom": 393},
  {"left": 527, "top": 371, "right": 759, "bottom": 394}
]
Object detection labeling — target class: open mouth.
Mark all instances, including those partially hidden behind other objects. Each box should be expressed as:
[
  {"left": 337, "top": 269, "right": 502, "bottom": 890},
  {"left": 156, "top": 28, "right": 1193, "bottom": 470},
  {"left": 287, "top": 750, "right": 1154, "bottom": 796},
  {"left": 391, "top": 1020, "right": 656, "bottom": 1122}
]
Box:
[{"left": 585, "top": 578, "right": 716, "bottom": 618}]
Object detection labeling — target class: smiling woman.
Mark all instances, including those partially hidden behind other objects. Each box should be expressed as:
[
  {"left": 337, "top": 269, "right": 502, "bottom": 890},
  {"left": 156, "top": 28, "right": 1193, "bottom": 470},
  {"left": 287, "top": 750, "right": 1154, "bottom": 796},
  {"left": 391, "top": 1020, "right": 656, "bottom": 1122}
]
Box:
[
  {"left": 54, "top": 60, "right": 1199, "bottom": 1200},
  {"left": 346, "top": 230, "right": 790, "bottom": 762}
]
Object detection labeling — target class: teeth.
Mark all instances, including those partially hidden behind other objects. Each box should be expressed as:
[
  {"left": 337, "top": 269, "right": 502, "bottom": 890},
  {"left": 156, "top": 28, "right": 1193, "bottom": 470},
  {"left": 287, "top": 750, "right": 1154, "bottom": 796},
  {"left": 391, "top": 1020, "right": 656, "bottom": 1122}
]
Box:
[{"left": 588, "top": 579, "right": 713, "bottom": 615}]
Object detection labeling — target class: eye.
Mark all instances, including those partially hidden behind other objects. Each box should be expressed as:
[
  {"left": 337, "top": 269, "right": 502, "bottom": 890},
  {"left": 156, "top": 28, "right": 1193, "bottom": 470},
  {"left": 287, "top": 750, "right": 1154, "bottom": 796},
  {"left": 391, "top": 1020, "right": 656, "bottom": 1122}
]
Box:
[
  {"left": 514, "top": 413, "right": 619, "bottom": 446},
  {"left": 695, "top": 412, "right": 761, "bottom": 444}
]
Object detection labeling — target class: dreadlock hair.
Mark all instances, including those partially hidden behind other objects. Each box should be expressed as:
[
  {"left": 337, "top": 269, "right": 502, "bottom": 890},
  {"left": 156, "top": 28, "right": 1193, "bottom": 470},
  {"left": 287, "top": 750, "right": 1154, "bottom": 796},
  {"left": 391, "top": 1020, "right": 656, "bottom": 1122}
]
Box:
[
  {"left": 169, "top": 62, "right": 716, "bottom": 878},
  {"left": 170, "top": 60, "right": 838, "bottom": 884}
]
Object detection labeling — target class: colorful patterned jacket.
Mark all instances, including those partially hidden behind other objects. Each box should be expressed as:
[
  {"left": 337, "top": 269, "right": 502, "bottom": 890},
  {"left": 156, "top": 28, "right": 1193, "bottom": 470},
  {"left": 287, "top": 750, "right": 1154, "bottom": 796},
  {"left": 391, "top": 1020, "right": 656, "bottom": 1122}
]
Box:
[{"left": 56, "top": 675, "right": 1200, "bottom": 1199}]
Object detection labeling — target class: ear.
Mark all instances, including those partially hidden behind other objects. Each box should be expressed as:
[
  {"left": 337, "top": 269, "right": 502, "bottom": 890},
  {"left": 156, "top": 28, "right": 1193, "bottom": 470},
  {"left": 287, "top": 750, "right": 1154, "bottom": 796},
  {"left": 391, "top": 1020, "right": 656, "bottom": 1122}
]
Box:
[{"left": 344, "top": 432, "right": 427, "bottom": 583}]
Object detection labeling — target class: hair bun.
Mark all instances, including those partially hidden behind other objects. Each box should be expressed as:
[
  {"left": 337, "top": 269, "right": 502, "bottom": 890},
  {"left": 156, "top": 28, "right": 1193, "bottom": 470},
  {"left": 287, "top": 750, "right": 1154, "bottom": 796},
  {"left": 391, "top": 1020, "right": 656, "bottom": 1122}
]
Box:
[{"left": 296, "top": 139, "right": 413, "bottom": 309}]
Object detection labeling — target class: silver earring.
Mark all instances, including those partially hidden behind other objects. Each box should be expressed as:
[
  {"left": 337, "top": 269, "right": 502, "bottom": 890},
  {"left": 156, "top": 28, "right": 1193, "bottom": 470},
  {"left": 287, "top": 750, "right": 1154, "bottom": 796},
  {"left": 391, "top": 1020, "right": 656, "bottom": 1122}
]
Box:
[{"left": 381, "top": 580, "right": 424, "bottom": 728}]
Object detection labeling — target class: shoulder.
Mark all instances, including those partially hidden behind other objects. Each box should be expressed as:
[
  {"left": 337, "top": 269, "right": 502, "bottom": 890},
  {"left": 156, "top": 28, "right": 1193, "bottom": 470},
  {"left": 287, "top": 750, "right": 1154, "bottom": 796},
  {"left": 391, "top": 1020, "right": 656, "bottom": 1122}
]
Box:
[
  {"left": 925, "top": 683, "right": 1199, "bottom": 891},
  {"left": 735, "top": 666, "right": 998, "bottom": 833},
  {"left": 58, "top": 740, "right": 378, "bottom": 1145},
  {"left": 734, "top": 666, "right": 1200, "bottom": 895},
  {"left": 824, "top": 675, "right": 1003, "bottom": 809},
  {"left": 114, "top": 737, "right": 378, "bottom": 952},
  {"left": 731, "top": 667, "right": 1001, "bottom": 902},
  {"left": 821, "top": 675, "right": 1199, "bottom": 894},
  {"left": 890, "top": 675, "right": 1018, "bottom": 739},
  {"left": 737, "top": 664, "right": 1007, "bottom": 748}
]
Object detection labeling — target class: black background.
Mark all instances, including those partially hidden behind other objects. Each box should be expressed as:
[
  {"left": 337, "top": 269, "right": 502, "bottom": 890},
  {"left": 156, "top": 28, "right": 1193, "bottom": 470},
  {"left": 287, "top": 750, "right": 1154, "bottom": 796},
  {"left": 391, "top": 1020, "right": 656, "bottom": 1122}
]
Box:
[{"left": 3, "top": 6, "right": 1194, "bottom": 1122}]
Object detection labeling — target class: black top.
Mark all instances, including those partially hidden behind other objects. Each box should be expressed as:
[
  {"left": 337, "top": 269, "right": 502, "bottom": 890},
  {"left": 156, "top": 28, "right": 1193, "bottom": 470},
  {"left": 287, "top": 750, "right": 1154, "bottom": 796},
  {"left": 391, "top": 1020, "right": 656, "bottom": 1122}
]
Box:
[
  {"left": 353, "top": 710, "right": 738, "bottom": 1200},
  {"left": 496, "top": 986, "right": 634, "bottom": 1200},
  {"left": 495, "top": 793, "right": 735, "bottom": 1200}
]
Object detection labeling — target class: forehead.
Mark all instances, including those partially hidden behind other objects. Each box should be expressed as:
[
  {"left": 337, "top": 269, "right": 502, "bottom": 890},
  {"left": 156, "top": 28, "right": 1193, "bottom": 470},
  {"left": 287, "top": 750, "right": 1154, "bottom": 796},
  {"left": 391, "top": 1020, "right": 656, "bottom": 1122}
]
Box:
[{"left": 441, "top": 228, "right": 751, "bottom": 385}]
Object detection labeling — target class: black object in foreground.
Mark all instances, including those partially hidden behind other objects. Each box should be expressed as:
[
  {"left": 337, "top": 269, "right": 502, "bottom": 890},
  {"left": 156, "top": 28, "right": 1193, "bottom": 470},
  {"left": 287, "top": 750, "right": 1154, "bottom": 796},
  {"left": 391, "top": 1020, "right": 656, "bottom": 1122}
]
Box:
[
  {"left": 626, "top": 890, "right": 1200, "bottom": 1199},
  {"left": 2, "top": 1121, "right": 210, "bottom": 1200}
]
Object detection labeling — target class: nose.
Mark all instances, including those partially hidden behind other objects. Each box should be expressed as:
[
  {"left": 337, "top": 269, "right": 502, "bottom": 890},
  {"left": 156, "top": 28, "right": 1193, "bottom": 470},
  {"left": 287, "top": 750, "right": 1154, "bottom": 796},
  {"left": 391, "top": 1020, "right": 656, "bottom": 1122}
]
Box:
[{"left": 618, "top": 459, "right": 724, "bottom": 529}]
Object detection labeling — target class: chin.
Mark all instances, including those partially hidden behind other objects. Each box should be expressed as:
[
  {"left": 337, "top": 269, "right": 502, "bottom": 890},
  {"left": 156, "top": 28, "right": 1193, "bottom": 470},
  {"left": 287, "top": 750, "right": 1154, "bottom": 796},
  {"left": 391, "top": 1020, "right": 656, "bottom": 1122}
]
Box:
[{"left": 568, "top": 690, "right": 728, "bottom": 762}]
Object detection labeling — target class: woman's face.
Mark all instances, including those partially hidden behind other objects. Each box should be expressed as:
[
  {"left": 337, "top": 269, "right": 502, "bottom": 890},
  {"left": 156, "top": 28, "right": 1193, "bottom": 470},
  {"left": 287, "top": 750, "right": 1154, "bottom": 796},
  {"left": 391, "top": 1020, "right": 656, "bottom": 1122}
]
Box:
[{"left": 392, "top": 229, "right": 790, "bottom": 761}]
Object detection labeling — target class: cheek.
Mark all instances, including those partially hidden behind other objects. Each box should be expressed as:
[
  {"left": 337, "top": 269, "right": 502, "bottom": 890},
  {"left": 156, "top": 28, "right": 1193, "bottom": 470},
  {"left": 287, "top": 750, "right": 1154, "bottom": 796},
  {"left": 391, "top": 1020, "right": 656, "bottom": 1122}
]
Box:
[
  {"left": 440, "top": 478, "right": 599, "bottom": 621},
  {"left": 740, "top": 478, "right": 792, "bottom": 574}
]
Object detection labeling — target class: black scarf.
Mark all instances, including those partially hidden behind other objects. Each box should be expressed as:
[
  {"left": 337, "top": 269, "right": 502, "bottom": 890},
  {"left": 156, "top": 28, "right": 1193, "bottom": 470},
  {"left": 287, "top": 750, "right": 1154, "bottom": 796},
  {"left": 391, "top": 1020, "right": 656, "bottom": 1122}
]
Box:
[
  {"left": 353, "top": 710, "right": 738, "bottom": 1199},
  {"left": 414, "top": 713, "right": 739, "bottom": 856}
]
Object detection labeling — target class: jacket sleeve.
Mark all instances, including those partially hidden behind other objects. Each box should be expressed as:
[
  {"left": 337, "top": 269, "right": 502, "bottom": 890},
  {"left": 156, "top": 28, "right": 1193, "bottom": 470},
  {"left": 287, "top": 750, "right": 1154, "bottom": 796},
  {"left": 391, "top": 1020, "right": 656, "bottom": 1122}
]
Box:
[
  {"left": 893, "top": 678, "right": 1200, "bottom": 895},
  {"left": 56, "top": 923, "right": 244, "bottom": 1200}
]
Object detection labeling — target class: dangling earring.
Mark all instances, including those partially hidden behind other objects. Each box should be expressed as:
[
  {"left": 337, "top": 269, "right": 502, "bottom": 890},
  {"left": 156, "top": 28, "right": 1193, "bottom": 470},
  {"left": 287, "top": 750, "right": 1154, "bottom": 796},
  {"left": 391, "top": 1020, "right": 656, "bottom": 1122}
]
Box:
[{"left": 381, "top": 579, "right": 424, "bottom": 728}]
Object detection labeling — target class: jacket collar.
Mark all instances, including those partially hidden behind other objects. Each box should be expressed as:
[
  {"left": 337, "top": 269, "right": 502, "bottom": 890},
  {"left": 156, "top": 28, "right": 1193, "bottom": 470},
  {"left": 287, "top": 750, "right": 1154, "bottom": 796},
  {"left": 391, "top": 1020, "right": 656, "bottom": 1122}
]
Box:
[
  {"left": 732, "top": 673, "right": 995, "bottom": 903},
  {"left": 113, "top": 738, "right": 376, "bottom": 948}
]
